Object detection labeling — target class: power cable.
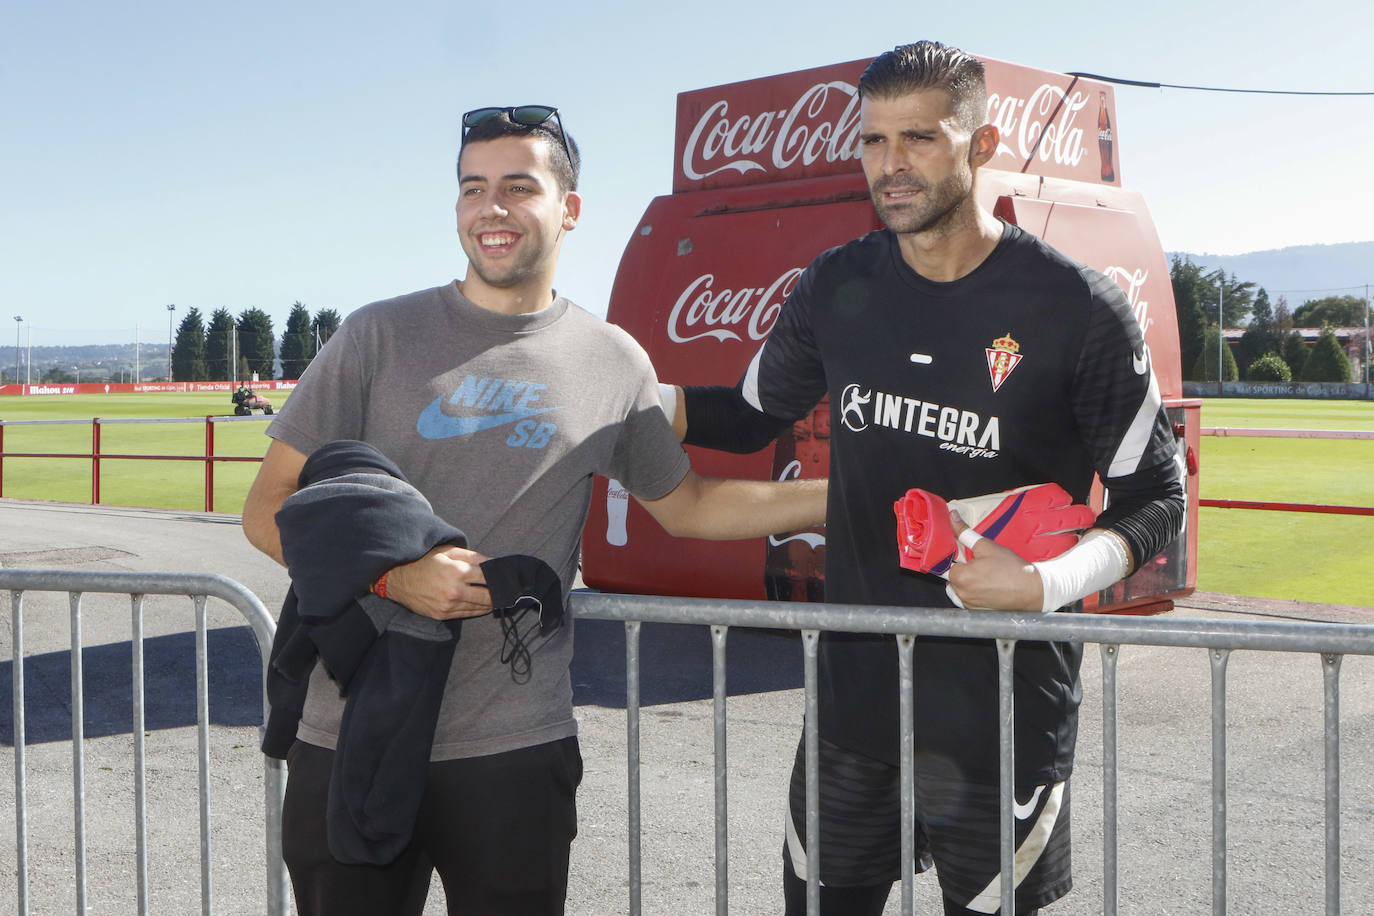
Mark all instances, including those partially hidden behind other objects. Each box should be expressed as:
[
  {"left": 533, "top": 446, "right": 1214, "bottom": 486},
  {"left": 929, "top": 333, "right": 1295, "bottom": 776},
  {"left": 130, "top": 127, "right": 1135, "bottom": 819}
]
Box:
[{"left": 1066, "top": 73, "right": 1374, "bottom": 96}]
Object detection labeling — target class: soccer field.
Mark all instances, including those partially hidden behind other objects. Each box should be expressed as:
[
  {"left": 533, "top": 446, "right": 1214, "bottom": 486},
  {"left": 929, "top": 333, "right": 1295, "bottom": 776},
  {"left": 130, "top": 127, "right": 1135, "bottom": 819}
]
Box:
[{"left": 1, "top": 393, "right": 1370, "bottom": 607}]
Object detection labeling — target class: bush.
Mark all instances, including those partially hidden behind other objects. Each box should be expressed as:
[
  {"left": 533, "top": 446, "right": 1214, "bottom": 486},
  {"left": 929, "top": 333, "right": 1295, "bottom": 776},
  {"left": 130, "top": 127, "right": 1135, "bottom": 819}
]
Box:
[
  {"left": 1281, "top": 330, "right": 1308, "bottom": 377},
  {"left": 1300, "top": 325, "right": 1353, "bottom": 382},
  {"left": 1191, "top": 325, "right": 1239, "bottom": 381},
  {"left": 1246, "top": 353, "right": 1292, "bottom": 382}
]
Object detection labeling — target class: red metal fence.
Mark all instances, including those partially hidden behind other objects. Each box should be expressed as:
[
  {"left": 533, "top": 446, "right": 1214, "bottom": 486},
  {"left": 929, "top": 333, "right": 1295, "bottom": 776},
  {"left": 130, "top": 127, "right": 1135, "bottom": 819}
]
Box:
[
  {"left": 1197, "top": 427, "right": 1374, "bottom": 517},
  {"left": 0, "top": 419, "right": 1370, "bottom": 518},
  {"left": 0, "top": 415, "right": 268, "bottom": 512}
]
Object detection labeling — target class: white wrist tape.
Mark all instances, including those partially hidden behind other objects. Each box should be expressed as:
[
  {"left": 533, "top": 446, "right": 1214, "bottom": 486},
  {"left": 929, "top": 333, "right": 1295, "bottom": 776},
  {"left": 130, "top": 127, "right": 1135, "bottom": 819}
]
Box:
[
  {"left": 657, "top": 383, "right": 678, "bottom": 425},
  {"left": 1032, "top": 530, "right": 1131, "bottom": 613}
]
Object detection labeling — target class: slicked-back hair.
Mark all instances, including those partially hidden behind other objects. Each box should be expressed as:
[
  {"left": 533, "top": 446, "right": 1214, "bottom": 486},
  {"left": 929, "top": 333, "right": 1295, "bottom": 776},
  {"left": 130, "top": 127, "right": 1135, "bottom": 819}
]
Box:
[
  {"left": 459, "top": 113, "right": 581, "bottom": 194},
  {"left": 858, "top": 41, "right": 988, "bottom": 132}
]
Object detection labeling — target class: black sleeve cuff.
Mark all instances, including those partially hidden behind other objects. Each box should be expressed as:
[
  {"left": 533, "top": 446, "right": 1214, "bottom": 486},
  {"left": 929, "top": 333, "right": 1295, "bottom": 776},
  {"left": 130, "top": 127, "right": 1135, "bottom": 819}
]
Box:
[
  {"left": 1096, "top": 458, "right": 1186, "bottom": 568},
  {"left": 683, "top": 384, "right": 792, "bottom": 454}
]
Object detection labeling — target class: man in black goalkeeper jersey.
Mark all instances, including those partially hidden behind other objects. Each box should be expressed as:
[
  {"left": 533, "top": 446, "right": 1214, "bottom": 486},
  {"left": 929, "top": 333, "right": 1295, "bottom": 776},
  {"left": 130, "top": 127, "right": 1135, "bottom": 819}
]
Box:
[{"left": 662, "top": 41, "right": 1185, "bottom": 915}]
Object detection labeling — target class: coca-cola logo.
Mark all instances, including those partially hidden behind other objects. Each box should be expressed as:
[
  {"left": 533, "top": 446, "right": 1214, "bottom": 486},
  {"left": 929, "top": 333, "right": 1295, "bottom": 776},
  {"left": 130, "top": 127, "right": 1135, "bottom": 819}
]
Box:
[
  {"left": 1104, "top": 265, "right": 1153, "bottom": 336},
  {"left": 667, "top": 268, "right": 803, "bottom": 344},
  {"left": 987, "top": 84, "right": 1089, "bottom": 169},
  {"left": 769, "top": 459, "right": 826, "bottom": 549},
  {"left": 681, "top": 81, "right": 862, "bottom": 181}
]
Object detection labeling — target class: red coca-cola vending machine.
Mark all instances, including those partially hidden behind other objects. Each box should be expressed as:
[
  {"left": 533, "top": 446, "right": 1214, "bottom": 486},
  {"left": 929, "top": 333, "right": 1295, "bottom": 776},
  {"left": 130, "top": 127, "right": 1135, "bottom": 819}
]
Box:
[{"left": 582, "top": 52, "right": 1199, "bottom": 615}]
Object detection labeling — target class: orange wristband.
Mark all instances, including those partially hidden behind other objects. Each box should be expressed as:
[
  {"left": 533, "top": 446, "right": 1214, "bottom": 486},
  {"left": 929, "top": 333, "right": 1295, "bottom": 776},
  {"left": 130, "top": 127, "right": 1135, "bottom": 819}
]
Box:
[{"left": 370, "top": 570, "right": 389, "bottom": 600}]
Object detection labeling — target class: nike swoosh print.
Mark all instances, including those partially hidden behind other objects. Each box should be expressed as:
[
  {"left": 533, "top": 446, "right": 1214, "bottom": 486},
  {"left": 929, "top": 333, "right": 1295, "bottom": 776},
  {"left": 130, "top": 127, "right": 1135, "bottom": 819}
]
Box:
[
  {"left": 416, "top": 397, "right": 562, "bottom": 440},
  {"left": 1013, "top": 784, "right": 1045, "bottom": 820}
]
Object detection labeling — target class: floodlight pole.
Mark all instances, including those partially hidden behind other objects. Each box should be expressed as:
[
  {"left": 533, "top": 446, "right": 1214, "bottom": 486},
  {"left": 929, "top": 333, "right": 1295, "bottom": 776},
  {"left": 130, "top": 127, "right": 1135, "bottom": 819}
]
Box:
[
  {"left": 166, "top": 304, "right": 176, "bottom": 382},
  {"left": 1217, "top": 284, "right": 1224, "bottom": 386},
  {"left": 11, "top": 315, "right": 20, "bottom": 387},
  {"left": 1364, "top": 283, "right": 1369, "bottom": 386}
]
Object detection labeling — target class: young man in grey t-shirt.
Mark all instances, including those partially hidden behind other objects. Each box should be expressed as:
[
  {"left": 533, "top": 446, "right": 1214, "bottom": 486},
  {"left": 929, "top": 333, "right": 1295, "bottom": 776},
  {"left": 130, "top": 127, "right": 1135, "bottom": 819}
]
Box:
[{"left": 242, "top": 108, "right": 826, "bottom": 916}]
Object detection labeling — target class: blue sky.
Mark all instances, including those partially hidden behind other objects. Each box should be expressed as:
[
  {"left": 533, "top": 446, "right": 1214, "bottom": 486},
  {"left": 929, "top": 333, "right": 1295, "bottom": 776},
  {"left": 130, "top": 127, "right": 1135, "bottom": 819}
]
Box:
[{"left": 4, "top": 0, "right": 1372, "bottom": 346}]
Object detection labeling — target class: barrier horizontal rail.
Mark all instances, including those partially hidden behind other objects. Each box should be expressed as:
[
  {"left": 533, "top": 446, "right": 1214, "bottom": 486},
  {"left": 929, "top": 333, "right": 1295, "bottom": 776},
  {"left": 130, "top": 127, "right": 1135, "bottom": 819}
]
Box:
[{"left": 572, "top": 591, "right": 1374, "bottom": 654}]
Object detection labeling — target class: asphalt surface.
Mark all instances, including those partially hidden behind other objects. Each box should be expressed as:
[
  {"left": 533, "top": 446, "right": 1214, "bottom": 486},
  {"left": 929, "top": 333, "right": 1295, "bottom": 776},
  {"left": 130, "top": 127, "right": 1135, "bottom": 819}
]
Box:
[{"left": 2, "top": 498, "right": 1373, "bottom": 915}]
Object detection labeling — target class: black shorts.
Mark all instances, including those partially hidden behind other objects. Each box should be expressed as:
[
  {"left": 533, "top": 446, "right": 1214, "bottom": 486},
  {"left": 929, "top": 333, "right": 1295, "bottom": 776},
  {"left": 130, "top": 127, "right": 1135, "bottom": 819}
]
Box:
[
  {"left": 282, "top": 736, "right": 582, "bottom": 916},
  {"left": 783, "top": 735, "right": 1072, "bottom": 913}
]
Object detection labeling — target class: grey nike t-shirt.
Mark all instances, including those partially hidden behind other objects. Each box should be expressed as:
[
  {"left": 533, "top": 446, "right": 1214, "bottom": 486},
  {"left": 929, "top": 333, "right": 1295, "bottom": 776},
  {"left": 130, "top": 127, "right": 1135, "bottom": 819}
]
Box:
[{"left": 266, "top": 281, "right": 690, "bottom": 759}]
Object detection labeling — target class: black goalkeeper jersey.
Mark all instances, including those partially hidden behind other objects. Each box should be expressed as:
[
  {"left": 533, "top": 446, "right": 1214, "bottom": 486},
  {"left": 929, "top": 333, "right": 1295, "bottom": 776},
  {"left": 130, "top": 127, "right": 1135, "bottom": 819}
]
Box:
[{"left": 741, "top": 222, "right": 1177, "bottom": 781}]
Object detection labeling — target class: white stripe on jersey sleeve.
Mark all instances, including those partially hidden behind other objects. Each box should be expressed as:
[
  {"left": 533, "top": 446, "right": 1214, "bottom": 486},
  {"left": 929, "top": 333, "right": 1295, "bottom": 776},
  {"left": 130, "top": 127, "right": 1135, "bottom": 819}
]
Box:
[
  {"left": 1107, "top": 345, "right": 1164, "bottom": 478},
  {"left": 741, "top": 345, "right": 766, "bottom": 412}
]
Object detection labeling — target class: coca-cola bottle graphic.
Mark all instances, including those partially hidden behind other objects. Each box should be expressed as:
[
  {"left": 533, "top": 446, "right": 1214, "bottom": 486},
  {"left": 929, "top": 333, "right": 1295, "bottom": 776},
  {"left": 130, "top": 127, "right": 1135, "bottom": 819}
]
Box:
[
  {"left": 764, "top": 400, "right": 827, "bottom": 602},
  {"left": 1097, "top": 91, "right": 1115, "bottom": 183},
  {"left": 605, "top": 478, "right": 630, "bottom": 547}
]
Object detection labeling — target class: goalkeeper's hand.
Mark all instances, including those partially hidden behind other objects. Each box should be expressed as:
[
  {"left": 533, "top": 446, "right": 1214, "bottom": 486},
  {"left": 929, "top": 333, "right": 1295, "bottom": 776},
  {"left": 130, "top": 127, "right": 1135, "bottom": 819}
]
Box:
[{"left": 946, "top": 512, "right": 1045, "bottom": 611}]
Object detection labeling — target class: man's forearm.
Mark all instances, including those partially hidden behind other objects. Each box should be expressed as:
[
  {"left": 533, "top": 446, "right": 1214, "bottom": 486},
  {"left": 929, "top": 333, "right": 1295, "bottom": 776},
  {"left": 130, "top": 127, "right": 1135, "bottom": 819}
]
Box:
[{"left": 640, "top": 472, "right": 827, "bottom": 540}]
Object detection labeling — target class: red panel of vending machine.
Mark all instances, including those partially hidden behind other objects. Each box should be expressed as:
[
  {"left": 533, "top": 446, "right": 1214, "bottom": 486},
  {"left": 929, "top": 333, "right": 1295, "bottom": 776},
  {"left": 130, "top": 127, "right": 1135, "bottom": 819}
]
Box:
[{"left": 581, "top": 51, "right": 1197, "bottom": 614}]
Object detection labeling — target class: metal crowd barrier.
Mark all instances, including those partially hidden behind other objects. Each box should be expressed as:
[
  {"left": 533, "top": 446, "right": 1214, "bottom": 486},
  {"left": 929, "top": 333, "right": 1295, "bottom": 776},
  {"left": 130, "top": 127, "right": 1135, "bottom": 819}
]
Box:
[
  {"left": 2, "top": 569, "right": 288, "bottom": 916},
  {"left": 571, "top": 591, "right": 1374, "bottom": 916}
]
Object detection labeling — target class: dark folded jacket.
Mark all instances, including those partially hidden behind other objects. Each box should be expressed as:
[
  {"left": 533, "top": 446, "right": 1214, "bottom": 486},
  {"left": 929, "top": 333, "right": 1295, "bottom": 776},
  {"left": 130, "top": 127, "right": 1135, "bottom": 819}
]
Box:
[
  {"left": 264, "top": 440, "right": 468, "bottom": 865},
  {"left": 261, "top": 439, "right": 566, "bottom": 866}
]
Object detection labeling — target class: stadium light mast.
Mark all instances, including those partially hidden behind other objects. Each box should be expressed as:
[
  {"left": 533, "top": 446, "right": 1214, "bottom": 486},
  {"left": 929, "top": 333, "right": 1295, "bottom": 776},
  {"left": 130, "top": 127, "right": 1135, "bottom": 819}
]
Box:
[
  {"left": 166, "top": 304, "right": 176, "bottom": 382},
  {"left": 11, "top": 315, "right": 20, "bottom": 387},
  {"left": 1217, "top": 283, "right": 1223, "bottom": 387},
  {"left": 1364, "top": 283, "right": 1370, "bottom": 386}
]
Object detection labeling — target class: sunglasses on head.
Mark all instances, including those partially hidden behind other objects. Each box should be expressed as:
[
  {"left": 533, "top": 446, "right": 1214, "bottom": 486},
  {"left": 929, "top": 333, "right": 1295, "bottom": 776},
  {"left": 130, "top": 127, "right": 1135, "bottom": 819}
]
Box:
[{"left": 460, "top": 105, "right": 574, "bottom": 171}]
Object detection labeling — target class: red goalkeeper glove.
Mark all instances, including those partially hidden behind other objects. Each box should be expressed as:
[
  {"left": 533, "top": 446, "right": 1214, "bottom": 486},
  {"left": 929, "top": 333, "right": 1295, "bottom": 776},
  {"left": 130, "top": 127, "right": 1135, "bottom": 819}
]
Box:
[{"left": 894, "top": 483, "right": 1096, "bottom": 577}]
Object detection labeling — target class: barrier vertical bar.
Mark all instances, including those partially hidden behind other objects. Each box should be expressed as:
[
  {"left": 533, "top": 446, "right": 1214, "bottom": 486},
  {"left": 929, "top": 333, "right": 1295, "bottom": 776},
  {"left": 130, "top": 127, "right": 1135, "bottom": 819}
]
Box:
[
  {"left": 1, "top": 421, "right": 7, "bottom": 497},
  {"left": 264, "top": 758, "right": 289, "bottom": 916},
  {"left": 1210, "top": 648, "right": 1231, "bottom": 914},
  {"left": 997, "top": 638, "right": 1017, "bottom": 916},
  {"left": 1101, "top": 644, "right": 1121, "bottom": 916},
  {"left": 12, "top": 589, "right": 29, "bottom": 915},
  {"left": 195, "top": 596, "right": 213, "bottom": 915},
  {"left": 625, "top": 620, "right": 642, "bottom": 916},
  {"left": 131, "top": 594, "right": 150, "bottom": 916},
  {"left": 711, "top": 624, "right": 729, "bottom": 916},
  {"left": 1322, "top": 653, "right": 1342, "bottom": 916},
  {"left": 801, "top": 629, "right": 820, "bottom": 916},
  {"left": 896, "top": 634, "right": 916, "bottom": 916},
  {"left": 70, "top": 592, "right": 88, "bottom": 913}
]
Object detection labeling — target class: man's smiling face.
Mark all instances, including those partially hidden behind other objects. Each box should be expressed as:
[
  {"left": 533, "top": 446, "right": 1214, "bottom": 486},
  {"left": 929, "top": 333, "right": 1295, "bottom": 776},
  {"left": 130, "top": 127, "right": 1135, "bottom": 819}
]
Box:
[{"left": 455, "top": 135, "right": 579, "bottom": 295}]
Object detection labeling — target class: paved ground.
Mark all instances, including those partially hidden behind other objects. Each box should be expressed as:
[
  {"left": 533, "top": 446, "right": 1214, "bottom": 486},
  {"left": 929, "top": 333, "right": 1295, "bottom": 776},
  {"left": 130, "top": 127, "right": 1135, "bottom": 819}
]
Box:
[{"left": 1, "top": 498, "right": 1372, "bottom": 914}]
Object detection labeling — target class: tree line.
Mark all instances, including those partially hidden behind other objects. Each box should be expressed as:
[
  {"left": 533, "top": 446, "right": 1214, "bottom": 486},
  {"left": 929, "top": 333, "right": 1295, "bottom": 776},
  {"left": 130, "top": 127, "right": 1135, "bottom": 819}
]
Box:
[
  {"left": 170, "top": 302, "right": 342, "bottom": 382},
  {"left": 1171, "top": 256, "right": 1369, "bottom": 383}
]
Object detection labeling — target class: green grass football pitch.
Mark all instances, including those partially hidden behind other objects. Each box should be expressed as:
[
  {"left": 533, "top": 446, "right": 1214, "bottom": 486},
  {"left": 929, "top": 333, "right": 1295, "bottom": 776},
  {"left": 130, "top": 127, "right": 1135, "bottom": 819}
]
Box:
[{"left": 1, "top": 393, "right": 1371, "bottom": 607}]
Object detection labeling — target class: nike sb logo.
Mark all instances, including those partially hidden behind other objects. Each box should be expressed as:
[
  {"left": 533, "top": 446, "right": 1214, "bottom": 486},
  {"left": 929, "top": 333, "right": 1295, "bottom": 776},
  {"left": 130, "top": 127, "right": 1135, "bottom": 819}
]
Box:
[{"left": 417, "top": 375, "right": 564, "bottom": 447}]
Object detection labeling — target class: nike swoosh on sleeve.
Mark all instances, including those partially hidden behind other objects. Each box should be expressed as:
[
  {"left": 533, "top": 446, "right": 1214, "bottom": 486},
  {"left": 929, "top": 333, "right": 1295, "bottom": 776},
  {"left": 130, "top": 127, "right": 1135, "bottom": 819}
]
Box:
[{"left": 416, "top": 398, "right": 562, "bottom": 439}]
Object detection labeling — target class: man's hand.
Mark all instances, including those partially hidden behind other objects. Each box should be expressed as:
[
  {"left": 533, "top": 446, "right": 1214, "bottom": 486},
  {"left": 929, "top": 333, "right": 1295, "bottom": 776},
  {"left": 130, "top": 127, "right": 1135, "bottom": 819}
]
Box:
[
  {"left": 946, "top": 512, "right": 1045, "bottom": 612},
  {"left": 384, "top": 545, "right": 495, "bottom": 620}
]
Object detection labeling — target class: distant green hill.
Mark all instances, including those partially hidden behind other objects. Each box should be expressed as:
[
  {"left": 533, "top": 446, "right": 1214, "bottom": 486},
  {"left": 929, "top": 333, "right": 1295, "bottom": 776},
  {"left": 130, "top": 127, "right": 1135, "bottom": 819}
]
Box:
[{"left": 1169, "top": 240, "right": 1373, "bottom": 306}]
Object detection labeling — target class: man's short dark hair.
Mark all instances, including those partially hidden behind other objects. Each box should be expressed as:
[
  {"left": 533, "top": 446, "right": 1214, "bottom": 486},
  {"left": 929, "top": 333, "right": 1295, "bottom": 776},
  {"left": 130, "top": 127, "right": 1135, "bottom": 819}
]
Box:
[
  {"left": 459, "top": 112, "right": 581, "bottom": 193},
  {"left": 858, "top": 41, "right": 988, "bottom": 132}
]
